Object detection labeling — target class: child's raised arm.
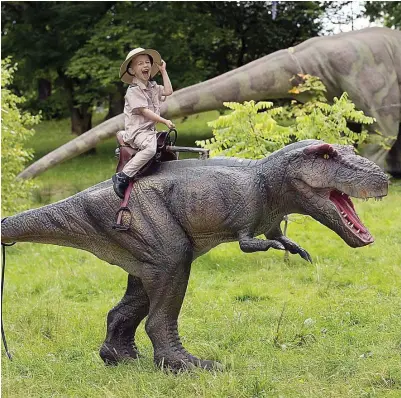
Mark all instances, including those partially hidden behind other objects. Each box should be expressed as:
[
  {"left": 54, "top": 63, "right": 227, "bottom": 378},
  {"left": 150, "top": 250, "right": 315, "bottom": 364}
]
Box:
[{"left": 157, "top": 60, "right": 173, "bottom": 96}]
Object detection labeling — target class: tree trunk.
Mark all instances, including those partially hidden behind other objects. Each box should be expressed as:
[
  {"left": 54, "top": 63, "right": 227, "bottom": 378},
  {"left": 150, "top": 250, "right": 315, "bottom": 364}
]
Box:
[
  {"left": 71, "top": 105, "right": 96, "bottom": 155},
  {"left": 71, "top": 105, "right": 92, "bottom": 135},
  {"left": 56, "top": 68, "right": 94, "bottom": 140},
  {"left": 105, "top": 85, "right": 125, "bottom": 120},
  {"left": 38, "top": 78, "right": 51, "bottom": 100}
]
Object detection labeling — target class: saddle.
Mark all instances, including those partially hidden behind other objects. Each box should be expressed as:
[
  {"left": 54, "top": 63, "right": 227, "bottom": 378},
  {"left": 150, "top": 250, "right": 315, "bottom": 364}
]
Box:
[{"left": 112, "top": 130, "right": 178, "bottom": 231}]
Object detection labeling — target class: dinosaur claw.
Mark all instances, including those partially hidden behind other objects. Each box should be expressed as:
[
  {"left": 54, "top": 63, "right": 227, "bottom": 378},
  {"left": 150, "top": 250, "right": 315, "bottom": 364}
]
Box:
[
  {"left": 297, "top": 248, "right": 312, "bottom": 263},
  {"left": 303, "top": 250, "right": 313, "bottom": 263}
]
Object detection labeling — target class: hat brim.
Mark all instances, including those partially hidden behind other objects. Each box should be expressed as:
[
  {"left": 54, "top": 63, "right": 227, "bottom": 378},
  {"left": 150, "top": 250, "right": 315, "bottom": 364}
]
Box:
[{"left": 120, "top": 49, "right": 162, "bottom": 84}]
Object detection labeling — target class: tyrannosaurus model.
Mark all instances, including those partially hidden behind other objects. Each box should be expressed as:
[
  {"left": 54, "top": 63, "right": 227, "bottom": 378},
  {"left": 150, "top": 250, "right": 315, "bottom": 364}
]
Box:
[
  {"left": 18, "top": 27, "right": 401, "bottom": 180},
  {"left": 2, "top": 140, "right": 388, "bottom": 370}
]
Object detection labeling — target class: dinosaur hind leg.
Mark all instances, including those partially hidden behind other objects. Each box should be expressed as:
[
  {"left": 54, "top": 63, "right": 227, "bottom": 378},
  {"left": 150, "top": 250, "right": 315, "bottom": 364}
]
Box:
[
  {"left": 140, "top": 250, "right": 222, "bottom": 372},
  {"left": 99, "top": 274, "right": 149, "bottom": 365}
]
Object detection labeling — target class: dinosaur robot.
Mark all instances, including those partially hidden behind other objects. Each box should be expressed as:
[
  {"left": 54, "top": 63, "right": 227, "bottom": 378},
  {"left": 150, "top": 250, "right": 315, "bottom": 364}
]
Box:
[
  {"left": 2, "top": 140, "right": 389, "bottom": 370},
  {"left": 18, "top": 27, "right": 401, "bottom": 180}
]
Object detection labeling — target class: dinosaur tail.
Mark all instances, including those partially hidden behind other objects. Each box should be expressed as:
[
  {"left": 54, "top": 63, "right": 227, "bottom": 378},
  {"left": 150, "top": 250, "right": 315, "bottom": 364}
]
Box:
[
  {"left": 18, "top": 115, "right": 124, "bottom": 180},
  {"left": 1, "top": 198, "right": 91, "bottom": 246}
]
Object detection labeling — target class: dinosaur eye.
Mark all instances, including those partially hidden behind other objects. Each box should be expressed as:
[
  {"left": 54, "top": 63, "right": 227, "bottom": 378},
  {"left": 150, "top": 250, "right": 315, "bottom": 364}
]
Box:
[{"left": 323, "top": 153, "right": 330, "bottom": 160}]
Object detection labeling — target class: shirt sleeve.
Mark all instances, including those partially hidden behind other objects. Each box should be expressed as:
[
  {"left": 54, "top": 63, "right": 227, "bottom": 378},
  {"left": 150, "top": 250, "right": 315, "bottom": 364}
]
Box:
[
  {"left": 126, "top": 86, "right": 148, "bottom": 113},
  {"left": 157, "top": 84, "right": 166, "bottom": 102}
]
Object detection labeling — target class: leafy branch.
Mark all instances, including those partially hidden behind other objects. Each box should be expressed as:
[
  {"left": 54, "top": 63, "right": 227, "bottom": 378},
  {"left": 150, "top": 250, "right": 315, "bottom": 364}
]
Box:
[
  {"left": 197, "top": 74, "right": 381, "bottom": 158},
  {"left": 1, "top": 57, "right": 39, "bottom": 213}
]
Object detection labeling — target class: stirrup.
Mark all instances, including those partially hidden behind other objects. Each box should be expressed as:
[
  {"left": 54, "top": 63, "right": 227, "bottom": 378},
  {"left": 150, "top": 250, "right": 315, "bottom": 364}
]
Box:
[
  {"left": 112, "top": 206, "right": 132, "bottom": 231},
  {"left": 112, "top": 180, "right": 134, "bottom": 231}
]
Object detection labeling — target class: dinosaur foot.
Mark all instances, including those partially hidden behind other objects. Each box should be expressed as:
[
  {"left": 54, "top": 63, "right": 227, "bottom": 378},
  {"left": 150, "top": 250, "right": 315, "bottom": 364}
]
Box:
[
  {"left": 99, "top": 342, "right": 141, "bottom": 366},
  {"left": 155, "top": 352, "right": 223, "bottom": 372}
]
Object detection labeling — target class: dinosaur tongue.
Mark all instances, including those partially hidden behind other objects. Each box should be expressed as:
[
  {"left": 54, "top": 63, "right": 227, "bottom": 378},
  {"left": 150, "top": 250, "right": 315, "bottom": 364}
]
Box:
[{"left": 329, "top": 190, "right": 367, "bottom": 233}]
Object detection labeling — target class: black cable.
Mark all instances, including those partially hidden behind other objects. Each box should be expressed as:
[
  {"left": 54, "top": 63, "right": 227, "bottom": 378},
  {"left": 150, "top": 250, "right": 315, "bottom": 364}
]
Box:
[{"left": 2, "top": 241, "right": 15, "bottom": 360}]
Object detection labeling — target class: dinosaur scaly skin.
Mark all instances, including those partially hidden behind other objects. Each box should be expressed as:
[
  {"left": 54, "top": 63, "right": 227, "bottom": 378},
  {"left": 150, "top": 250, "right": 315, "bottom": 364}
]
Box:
[
  {"left": 2, "top": 140, "right": 388, "bottom": 370},
  {"left": 18, "top": 27, "right": 401, "bottom": 180}
]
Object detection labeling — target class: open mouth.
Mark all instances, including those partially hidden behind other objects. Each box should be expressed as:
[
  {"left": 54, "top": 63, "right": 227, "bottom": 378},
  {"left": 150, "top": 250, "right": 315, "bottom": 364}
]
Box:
[
  {"left": 329, "top": 190, "right": 375, "bottom": 244},
  {"left": 142, "top": 70, "right": 150, "bottom": 78}
]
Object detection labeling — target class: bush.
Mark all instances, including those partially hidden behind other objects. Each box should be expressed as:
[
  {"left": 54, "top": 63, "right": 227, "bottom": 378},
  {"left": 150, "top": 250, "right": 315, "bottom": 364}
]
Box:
[
  {"left": 196, "top": 74, "right": 378, "bottom": 158},
  {"left": 1, "top": 57, "right": 40, "bottom": 214}
]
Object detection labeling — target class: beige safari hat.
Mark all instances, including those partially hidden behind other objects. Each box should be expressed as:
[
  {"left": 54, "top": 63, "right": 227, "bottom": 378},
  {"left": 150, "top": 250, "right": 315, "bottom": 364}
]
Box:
[{"left": 119, "top": 48, "right": 162, "bottom": 84}]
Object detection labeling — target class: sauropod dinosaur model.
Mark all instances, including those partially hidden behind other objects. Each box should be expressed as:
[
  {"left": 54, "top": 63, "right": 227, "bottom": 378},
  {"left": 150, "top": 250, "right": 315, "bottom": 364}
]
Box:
[
  {"left": 18, "top": 27, "right": 401, "bottom": 180},
  {"left": 2, "top": 140, "right": 388, "bottom": 370}
]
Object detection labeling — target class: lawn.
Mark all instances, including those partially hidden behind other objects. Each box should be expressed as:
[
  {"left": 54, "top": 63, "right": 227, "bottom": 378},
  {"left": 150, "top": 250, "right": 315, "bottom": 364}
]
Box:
[{"left": 1, "top": 113, "right": 401, "bottom": 397}]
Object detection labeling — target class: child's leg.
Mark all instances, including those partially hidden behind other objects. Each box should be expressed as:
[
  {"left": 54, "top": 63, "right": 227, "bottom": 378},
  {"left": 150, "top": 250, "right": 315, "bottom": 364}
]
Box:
[
  {"left": 113, "top": 132, "right": 157, "bottom": 198},
  {"left": 122, "top": 133, "right": 157, "bottom": 178}
]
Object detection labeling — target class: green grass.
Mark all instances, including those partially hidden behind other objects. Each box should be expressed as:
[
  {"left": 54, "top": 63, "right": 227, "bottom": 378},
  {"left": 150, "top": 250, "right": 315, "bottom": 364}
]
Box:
[{"left": 2, "top": 115, "right": 401, "bottom": 397}]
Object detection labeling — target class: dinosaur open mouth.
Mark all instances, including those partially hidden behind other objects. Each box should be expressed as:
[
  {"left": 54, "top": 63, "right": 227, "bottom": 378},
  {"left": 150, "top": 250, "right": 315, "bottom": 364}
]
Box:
[{"left": 329, "top": 190, "right": 373, "bottom": 243}]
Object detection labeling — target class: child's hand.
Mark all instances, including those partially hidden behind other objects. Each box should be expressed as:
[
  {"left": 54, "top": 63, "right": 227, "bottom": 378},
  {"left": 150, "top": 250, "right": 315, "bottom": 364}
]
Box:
[
  {"left": 157, "top": 60, "right": 167, "bottom": 73},
  {"left": 165, "top": 119, "right": 175, "bottom": 129}
]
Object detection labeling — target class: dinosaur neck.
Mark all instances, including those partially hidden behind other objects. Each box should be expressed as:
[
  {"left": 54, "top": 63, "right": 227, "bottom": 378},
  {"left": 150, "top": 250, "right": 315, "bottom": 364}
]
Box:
[
  {"left": 161, "top": 50, "right": 298, "bottom": 118},
  {"left": 253, "top": 156, "right": 293, "bottom": 215}
]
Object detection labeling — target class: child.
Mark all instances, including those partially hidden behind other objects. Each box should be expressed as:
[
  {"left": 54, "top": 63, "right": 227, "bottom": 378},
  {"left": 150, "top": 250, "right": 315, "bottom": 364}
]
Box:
[{"left": 113, "top": 48, "right": 175, "bottom": 198}]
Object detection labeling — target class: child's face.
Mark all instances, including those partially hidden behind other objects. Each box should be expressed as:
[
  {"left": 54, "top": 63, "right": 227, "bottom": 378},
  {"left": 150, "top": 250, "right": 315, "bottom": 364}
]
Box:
[{"left": 130, "top": 54, "right": 152, "bottom": 81}]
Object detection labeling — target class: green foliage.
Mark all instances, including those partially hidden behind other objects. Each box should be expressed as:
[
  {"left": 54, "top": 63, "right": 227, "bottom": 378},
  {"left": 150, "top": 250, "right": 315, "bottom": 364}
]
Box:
[
  {"left": 197, "top": 101, "right": 290, "bottom": 158},
  {"left": 1, "top": 2, "right": 113, "bottom": 127},
  {"left": 364, "top": 1, "right": 401, "bottom": 29},
  {"left": 197, "top": 75, "right": 376, "bottom": 158},
  {"left": 1, "top": 58, "right": 39, "bottom": 214}
]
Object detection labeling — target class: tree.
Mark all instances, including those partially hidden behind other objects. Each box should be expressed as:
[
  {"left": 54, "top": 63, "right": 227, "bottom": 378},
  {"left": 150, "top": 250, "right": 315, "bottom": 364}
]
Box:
[
  {"left": 1, "top": 58, "right": 39, "bottom": 214},
  {"left": 198, "top": 1, "right": 325, "bottom": 72},
  {"left": 364, "top": 1, "right": 401, "bottom": 29},
  {"left": 1, "top": 1, "right": 114, "bottom": 134}
]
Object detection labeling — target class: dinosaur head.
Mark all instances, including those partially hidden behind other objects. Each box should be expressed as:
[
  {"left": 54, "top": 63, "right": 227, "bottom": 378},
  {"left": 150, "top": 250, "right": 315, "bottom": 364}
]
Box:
[{"left": 285, "top": 142, "right": 388, "bottom": 248}]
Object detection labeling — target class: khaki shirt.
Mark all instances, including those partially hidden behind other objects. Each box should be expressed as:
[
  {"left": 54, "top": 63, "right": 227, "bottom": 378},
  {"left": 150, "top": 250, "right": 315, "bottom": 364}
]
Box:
[{"left": 122, "top": 77, "right": 165, "bottom": 145}]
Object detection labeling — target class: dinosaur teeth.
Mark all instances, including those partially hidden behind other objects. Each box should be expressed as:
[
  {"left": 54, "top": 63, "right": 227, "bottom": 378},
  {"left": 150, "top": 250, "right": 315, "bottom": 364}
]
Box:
[{"left": 356, "top": 229, "right": 360, "bottom": 233}]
